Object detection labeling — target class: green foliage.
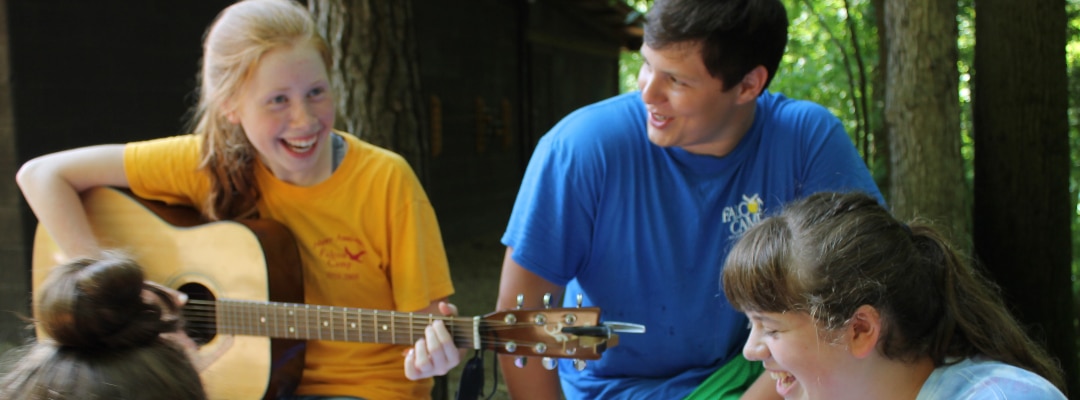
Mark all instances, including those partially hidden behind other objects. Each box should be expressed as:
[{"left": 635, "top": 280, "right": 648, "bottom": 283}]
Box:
[{"left": 619, "top": 51, "right": 644, "bottom": 93}]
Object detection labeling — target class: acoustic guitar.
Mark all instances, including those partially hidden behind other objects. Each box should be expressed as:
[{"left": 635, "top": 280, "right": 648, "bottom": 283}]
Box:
[{"left": 31, "top": 187, "right": 620, "bottom": 400}]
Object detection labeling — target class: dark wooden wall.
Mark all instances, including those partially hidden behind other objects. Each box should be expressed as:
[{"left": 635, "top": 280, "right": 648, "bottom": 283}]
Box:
[{"left": 415, "top": 0, "right": 621, "bottom": 240}]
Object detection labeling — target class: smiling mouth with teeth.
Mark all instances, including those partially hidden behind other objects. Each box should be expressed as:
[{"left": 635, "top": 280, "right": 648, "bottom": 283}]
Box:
[
  {"left": 283, "top": 137, "right": 317, "bottom": 153},
  {"left": 771, "top": 371, "right": 797, "bottom": 395}
]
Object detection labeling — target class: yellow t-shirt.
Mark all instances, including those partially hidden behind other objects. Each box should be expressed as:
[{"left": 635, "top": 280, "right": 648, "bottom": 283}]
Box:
[{"left": 124, "top": 132, "right": 455, "bottom": 400}]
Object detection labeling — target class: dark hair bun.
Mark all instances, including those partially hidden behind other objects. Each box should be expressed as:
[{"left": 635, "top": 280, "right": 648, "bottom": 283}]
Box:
[{"left": 35, "top": 252, "right": 171, "bottom": 350}]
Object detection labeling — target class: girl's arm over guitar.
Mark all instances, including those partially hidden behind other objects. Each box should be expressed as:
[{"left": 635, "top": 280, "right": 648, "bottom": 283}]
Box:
[
  {"left": 403, "top": 299, "right": 462, "bottom": 380},
  {"left": 16, "top": 144, "right": 129, "bottom": 259}
]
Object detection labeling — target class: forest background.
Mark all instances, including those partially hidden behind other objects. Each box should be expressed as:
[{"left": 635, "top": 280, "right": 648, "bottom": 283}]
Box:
[{"left": 611, "top": 0, "right": 1080, "bottom": 393}]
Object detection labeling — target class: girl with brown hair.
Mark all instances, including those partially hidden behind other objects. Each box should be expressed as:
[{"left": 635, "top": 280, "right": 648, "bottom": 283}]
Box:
[
  {"left": 0, "top": 251, "right": 208, "bottom": 400},
  {"left": 722, "top": 191, "right": 1066, "bottom": 399}
]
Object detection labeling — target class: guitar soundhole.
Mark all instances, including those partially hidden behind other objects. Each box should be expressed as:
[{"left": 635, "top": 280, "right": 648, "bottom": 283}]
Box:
[{"left": 179, "top": 282, "right": 217, "bottom": 345}]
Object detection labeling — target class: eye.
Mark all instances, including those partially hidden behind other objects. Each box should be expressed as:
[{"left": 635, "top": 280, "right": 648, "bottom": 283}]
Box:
[
  {"left": 308, "top": 86, "right": 326, "bottom": 98},
  {"left": 270, "top": 95, "right": 288, "bottom": 105}
]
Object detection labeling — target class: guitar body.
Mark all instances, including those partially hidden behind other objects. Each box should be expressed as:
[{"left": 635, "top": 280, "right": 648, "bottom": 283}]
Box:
[{"left": 32, "top": 187, "right": 305, "bottom": 400}]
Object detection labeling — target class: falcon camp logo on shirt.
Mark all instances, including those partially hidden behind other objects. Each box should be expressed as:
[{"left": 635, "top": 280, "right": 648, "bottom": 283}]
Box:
[
  {"left": 314, "top": 234, "right": 368, "bottom": 281},
  {"left": 722, "top": 194, "right": 764, "bottom": 238}
]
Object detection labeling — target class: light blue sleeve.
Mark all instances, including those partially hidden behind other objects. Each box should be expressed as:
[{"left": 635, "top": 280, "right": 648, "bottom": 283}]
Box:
[{"left": 916, "top": 359, "right": 1067, "bottom": 400}]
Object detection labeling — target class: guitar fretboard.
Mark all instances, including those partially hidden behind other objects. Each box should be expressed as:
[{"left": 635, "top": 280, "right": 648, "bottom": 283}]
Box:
[{"left": 191, "top": 299, "right": 482, "bottom": 349}]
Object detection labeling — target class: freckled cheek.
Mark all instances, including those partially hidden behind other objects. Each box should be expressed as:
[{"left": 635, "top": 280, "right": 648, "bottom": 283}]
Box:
[{"left": 314, "top": 104, "right": 336, "bottom": 128}]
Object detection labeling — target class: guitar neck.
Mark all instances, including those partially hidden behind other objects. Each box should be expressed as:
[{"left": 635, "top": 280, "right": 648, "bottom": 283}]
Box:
[{"left": 198, "top": 299, "right": 483, "bottom": 349}]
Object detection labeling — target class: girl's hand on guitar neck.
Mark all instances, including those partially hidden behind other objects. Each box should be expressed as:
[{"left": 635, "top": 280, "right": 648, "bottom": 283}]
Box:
[{"left": 403, "top": 301, "right": 462, "bottom": 380}]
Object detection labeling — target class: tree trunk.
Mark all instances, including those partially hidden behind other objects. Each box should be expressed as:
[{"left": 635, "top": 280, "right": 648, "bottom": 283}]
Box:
[
  {"left": 883, "top": 0, "right": 969, "bottom": 244},
  {"left": 973, "top": 0, "right": 1077, "bottom": 394},
  {"left": 309, "top": 0, "right": 428, "bottom": 182},
  {"left": 870, "top": 0, "right": 889, "bottom": 196}
]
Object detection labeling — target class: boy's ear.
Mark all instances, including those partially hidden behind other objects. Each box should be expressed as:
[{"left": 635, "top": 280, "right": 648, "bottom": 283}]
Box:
[
  {"left": 735, "top": 65, "right": 768, "bottom": 104},
  {"left": 848, "top": 304, "right": 882, "bottom": 359}
]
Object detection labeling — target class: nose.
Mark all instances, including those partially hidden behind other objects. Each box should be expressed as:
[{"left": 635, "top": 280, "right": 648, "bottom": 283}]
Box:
[
  {"left": 638, "top": 68, "right": 664, "bottom": 106},
  {"left": 743, "top": 328, "right": 769, "bottom": 361},
  {"left": 290, "top": 102, "right": 320, "bottom": 132}
]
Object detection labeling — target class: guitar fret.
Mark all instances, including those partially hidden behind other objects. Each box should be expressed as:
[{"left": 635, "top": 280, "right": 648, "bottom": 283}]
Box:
[
  {"left": 241, "top": 302, "right": 249, "bottom": 336},
  {"left": 326, "top": 306, "right": 333, "bottom": 340},
  {"left": 272, "top": 302, "right": 280, "bottom": 337},
  {"left": 228, "top": 300, "right": 236, "bottom": 335},
  {"left": 270, "top": 302, "right": 278, "bottom": 338},
  {"left": 257, "top": 304, "right": 266, "bottom": 337},
  {"left": 349, "top": 309, "right": 358, "bottom": 342},
  {"left": 393, "top": 311, "right": 401, "bottom": 345},
  {"left": 249, "top": 302, "right": 256, "bottom": 336},
  {"left": 339, "top": 307, "right": 347, "bottom": 342},
  {"left": 318, "top": 305, "right": 325, "bottom": 340},
  {"left": 303, "top": 304, "right": 311, "bottom": 340},
  {"left": 288, "top": 303, "right": 298, "bottom": 338}
]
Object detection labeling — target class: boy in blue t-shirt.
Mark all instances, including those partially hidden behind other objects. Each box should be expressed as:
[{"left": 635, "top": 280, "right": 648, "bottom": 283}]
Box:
[{"left": 496, "top": 0, "right": 883, "bottom": 398}]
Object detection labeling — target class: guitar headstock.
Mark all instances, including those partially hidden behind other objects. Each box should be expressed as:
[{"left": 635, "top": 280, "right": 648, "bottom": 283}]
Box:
[{"left": 479, "top": 306, "right": 616, "bottom": 361}]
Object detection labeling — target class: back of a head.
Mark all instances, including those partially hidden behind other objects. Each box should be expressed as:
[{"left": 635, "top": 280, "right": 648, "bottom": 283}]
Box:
[
  {"left": 0, "top": 252, "right": 206, "bottom": 400},
  {"left": 34, "top": 253, "right": 165, "bottom": 349},
  {"left": 722, "top": 192, "right": 1065, "bottom": 391},
  {"left": 643, "top": 0, "right": 789, "bottom": 90}
]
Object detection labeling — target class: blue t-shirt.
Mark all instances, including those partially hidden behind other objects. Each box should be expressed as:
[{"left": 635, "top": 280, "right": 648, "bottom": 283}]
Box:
[
  {"left": 502, "top": 91, "right": 882, "bottom": 399},
  {"left": 917, "top": 358, "right": 1066, "bottom": 399}
]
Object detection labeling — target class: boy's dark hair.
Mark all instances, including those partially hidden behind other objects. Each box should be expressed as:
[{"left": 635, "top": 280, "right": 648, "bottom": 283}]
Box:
[{"left": 644, "top": 0, "right": 789, "bottom": 90}]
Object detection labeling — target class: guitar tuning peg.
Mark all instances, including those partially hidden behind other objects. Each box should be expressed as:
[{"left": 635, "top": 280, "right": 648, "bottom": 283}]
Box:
[
  {"left": 541, "top": 357, "right": 557, "bottom": 370},
  {"left": 515, "top": 294, "right": 524, "bottom": 309},
  {"left": 514, "top": 356, "right": 527, "bottom": 368},
  {"left": 573, "top": 359, "right": 587, "bottom": 371},
  {"left": 543, "top": 293, "right": 552, "bottom": 308},
  {"left": 576, "top": 293, "right": 583, "bottom": 308}
]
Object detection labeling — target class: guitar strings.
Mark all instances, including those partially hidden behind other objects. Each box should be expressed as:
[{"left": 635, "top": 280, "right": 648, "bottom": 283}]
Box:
[
  {"left": 182, "top": 299, "right": 593, "bottom": 332},
  {"left": 179, "top": 299, "right": 596, "bottom": 353}
]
